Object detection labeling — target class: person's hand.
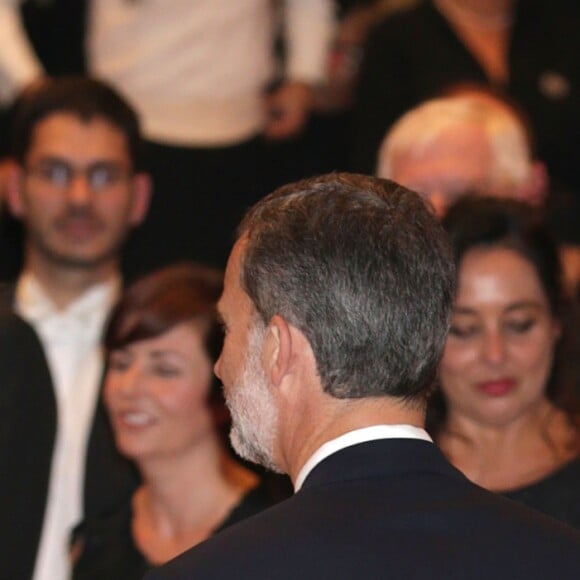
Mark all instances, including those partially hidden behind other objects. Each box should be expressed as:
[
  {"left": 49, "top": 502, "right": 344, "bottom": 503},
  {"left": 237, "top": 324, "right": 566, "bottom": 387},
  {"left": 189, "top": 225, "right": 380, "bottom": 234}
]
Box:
[{"left": 263, "top": 81, "right": 313, "bottom": 140}]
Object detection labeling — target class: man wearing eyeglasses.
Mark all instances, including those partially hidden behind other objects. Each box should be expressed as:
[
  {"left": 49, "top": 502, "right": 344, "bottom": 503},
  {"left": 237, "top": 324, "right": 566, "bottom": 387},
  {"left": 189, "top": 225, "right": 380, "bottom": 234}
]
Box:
[{"left": 1, "top": 77, "right": 150, "bottom": 580}]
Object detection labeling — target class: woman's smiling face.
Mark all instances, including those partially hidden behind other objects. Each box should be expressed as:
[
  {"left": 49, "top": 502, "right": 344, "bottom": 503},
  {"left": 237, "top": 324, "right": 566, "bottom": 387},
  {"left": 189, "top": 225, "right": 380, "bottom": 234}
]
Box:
[
  {"left": 104, "top": 321, "right": 215, "bottom": 462},
  {"left": 439, "top": 246, "right": 560, "bottom": 428}
]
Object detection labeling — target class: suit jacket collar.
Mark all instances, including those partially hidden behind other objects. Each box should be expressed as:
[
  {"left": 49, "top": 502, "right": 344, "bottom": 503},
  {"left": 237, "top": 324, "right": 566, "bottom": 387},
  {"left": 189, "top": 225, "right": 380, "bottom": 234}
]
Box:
[{"left": 301, "top": 438, "right": 466, "bottom": 491}]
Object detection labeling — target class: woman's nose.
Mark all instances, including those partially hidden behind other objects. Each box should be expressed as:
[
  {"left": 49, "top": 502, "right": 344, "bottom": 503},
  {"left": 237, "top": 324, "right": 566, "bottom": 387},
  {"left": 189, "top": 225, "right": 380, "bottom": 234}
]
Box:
[
  {"left": 109, "top": 364, "right": 142, "bottom": 397},
  {"left": 482, "top": 330, "right": 507, "bottom": 366}
]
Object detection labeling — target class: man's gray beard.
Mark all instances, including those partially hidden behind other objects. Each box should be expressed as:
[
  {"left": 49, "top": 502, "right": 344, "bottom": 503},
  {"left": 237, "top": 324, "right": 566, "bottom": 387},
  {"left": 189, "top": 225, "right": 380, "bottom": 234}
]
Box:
[{"left": 225, "top": 324, "right": 282, "bottom": 473}]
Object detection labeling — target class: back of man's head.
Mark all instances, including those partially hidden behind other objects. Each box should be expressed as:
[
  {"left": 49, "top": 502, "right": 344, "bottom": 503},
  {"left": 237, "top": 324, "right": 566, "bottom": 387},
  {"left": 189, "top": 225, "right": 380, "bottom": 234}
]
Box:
[
  {"left": 237, "top": 173, "right": 455, "bottom": 403},
  {"left": 377, "top": 93, "right": 542, "bottom": 213},
  {"left": 12, "top": 77, "right": 144, "bottom": 171}
]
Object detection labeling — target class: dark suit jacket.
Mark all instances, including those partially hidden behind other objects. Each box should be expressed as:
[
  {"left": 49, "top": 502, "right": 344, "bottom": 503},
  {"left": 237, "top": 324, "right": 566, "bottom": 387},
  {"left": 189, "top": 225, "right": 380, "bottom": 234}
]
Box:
[
  {"left": 147, "top": 439, "right": 580, "bottom": 580},
  {"left": 0, "top": 299, "right": 137, "bottom": 580}
]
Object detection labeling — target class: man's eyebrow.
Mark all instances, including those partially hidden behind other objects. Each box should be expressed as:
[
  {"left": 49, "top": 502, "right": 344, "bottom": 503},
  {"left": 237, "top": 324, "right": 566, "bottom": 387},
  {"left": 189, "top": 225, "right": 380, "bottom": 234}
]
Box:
[{"left": 30, "top": 155, "right": 68, "bottom": 165}]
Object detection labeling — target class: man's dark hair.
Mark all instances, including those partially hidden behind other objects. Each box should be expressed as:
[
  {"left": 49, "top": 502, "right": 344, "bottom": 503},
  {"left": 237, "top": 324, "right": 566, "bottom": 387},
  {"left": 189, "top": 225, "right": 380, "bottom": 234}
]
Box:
[
  {"left": 442, "top": 196, "right": 563, "bottom": 315},
  {"left": 238, "top": 173, "right": 456, "bottom": 402},
  {"left": 11, "top": 76, "right": 144, "bottom": 170}
]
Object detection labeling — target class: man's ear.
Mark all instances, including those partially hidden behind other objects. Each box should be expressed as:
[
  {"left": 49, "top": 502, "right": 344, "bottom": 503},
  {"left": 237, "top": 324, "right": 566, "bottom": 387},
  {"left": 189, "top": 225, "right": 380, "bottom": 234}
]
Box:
[
  {"left": 4, "top": 160, "right": 25, "bottom": 218},
  {"left": 263, "top": 314, "right": 293, "bottom": 387},
  {"left": 129, "top": 172, "right": 152, "bottom": 226}
]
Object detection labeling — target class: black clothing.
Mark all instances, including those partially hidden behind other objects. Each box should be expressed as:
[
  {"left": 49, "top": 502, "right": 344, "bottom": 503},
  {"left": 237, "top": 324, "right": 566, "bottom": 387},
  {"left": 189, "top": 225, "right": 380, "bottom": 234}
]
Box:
[
  {"left": 72, "top": 484, "right": 276, "bottom": 580},
  {"left": 0, "top": 290, "right": 138, "bottom": 580},
  {"left": 502, "top": 457, "right": 580, "bottom": 530},
  {"left": 353, "top": 0, "right": 580, "bottom": 242},
  {"left": 121, "top": 137, "right": 272, "bottom": 280},
  {"left": 146, "top": 439, "right": 580, "bottom": 580},
  {"left": 0, "top": 308, "right": 55, "bottom": 580},
  {"left": 20, "top": 0, "right": 87, "bottom": 77}
]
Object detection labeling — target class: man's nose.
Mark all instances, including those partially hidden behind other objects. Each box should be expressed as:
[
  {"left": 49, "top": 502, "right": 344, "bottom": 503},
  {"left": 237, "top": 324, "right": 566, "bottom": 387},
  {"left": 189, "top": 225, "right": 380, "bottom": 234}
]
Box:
[{"left": 66, "top": 173, "right": 93, "bottom": 206}]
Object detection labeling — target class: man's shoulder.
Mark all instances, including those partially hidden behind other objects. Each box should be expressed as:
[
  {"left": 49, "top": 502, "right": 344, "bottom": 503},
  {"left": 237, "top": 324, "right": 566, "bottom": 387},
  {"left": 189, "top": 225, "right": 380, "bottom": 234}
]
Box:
[
  {"left": 0, "top": 283, "right": 41, "bottom": 351},
  {"left": 146, "top": 462, "right": 580, "bottom": 580},
  {"left": 0, "top": 281, "right": 50, "bottom": 376}
]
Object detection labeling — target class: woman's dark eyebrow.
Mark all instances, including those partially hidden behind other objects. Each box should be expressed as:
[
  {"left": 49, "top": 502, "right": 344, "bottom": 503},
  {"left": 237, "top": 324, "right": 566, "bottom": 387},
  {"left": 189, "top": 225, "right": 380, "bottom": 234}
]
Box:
[
  {"left": 149, "top": 350, "right": 187, "bottom": 361},
  {"left": 504, "top": 301, "right": 544, "bottom": 313}
]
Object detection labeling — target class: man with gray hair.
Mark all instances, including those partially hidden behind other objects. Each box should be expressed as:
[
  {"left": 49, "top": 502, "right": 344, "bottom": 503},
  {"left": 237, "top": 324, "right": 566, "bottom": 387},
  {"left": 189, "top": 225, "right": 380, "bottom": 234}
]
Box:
[
  {"left": 147, "top": 172, "right": 580, "bottom": 580},
  {"left": 376, "top": 92, "right": 546, "bottom": 216},
  {"left": 377, "top": 91, "right": 580, "bottom": 292}
]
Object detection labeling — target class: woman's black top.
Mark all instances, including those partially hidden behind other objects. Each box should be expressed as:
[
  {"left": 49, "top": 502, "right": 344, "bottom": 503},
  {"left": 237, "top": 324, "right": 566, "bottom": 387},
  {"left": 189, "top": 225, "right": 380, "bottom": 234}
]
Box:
[
  {"left": 501, "top": 457, "right": 580, "bottom": 530},
  {"left": 72, "top": 484, "right": 276, "bottom": 580}
]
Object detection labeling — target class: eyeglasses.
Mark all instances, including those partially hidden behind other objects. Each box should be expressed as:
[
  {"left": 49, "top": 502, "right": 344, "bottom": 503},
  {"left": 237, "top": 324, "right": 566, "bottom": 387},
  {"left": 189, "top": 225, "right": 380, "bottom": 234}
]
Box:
[{"left": 25, "top": 159, "right": 131, "bottom": 191}]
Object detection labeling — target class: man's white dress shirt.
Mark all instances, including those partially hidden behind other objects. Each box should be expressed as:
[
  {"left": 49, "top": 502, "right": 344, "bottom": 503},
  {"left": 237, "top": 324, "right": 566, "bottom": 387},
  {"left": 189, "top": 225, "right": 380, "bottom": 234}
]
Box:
[
  {"left": 15, "top": 273, "right": 120, "bottom": 580},
  {"left": 294, "top": 424, "right": 433, "bottom": 492}
]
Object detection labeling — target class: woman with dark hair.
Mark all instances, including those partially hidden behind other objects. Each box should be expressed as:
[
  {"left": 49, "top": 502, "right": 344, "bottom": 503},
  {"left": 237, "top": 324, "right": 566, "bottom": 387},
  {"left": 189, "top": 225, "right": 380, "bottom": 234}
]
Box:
[
  {"left": 428, "top": 196, "right": 580, "bottom": 529},
  {"left": 72, "top": 263, "right": 276, "bottom": 579}
]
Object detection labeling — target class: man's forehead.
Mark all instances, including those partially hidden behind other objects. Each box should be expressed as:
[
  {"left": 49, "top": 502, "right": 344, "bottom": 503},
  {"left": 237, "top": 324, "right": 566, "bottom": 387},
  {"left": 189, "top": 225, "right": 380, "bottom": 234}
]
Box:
[
  {"left": 218, "top": 240, "right": 243, "bottom": 302},
  {"left": 395, "top": 128, "right": 490, "bottom": 181},
  {"left": 27, "top": 112, "right": 130, "bottom": 161},
  {"left": 418, "top": 124, "right": 489, "bottom": 159},
  {"left": 220, "top": 237, "right": 253, "bottom": 313},
  {"left": 225, "top": 237, "right": 248, "bottom": 283}
]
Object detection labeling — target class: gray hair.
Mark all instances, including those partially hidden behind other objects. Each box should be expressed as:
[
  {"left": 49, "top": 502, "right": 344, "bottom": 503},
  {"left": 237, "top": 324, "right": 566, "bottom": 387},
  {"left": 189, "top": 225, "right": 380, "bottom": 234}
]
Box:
[
  {"left": 237, "top": 173, "right": 456, "bottom": 402},
  {"left": 377, "top": 95, "right": 532, "bottom": 192}
]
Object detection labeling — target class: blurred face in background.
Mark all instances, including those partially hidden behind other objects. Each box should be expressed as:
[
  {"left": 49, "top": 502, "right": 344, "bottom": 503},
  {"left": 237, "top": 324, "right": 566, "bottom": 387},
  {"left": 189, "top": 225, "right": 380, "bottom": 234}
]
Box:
[
  {"left": 439, "top": 246, "right": 560, "bottom": 429},
  {"left": 105, "top": 321, "right": 215, "bottom": 463},
  {"left": 382, "top": 94, "right": 545, "bottom": 217},
  {"left": 389, "top": 125, "right": 493, "bottom": 217},
  {"left": 7, "top": 112, "right": 149, "bottom": 273}
]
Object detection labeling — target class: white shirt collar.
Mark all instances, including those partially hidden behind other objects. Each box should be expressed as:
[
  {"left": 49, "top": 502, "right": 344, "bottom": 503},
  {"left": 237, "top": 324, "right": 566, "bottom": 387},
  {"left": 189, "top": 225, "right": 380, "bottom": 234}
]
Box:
[
  {"left": 294, "top": 424, "right": 432, "bottom": 492},
  {"left": 15, "top": 272, "right": 121, "bottom": 324}
]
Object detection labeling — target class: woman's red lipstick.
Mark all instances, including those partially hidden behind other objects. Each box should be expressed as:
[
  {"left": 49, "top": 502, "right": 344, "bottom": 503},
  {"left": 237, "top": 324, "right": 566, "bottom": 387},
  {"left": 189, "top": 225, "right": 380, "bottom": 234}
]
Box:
[{"left": 476, "top": 378, "right": 516, "bottom": 397}]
